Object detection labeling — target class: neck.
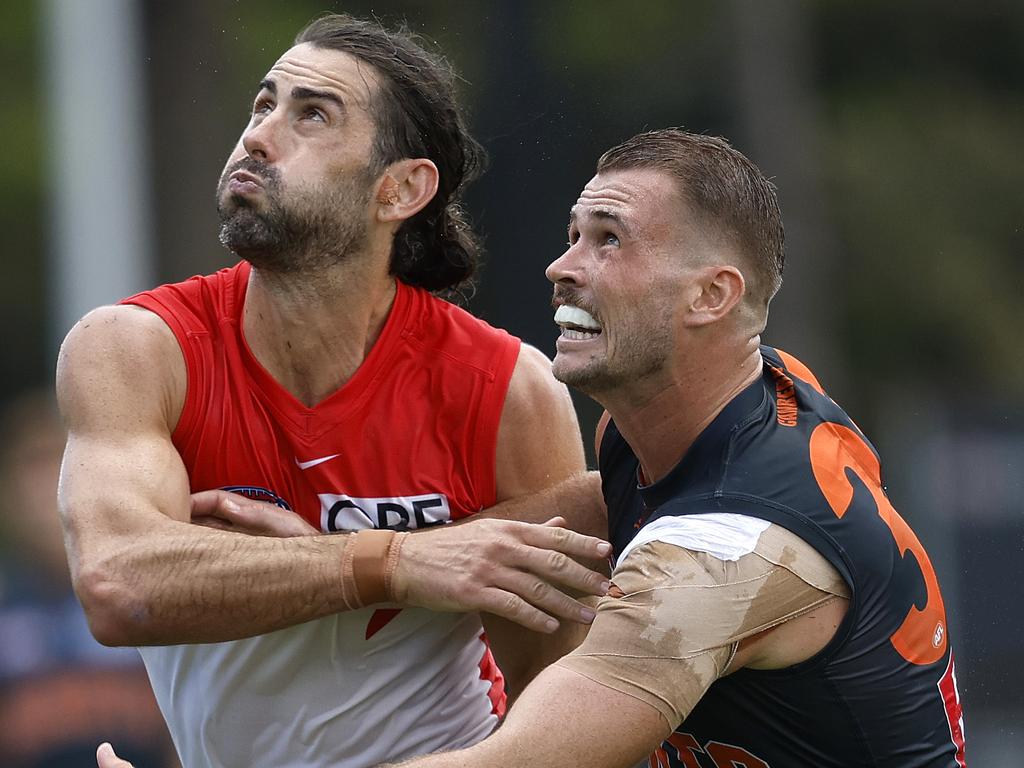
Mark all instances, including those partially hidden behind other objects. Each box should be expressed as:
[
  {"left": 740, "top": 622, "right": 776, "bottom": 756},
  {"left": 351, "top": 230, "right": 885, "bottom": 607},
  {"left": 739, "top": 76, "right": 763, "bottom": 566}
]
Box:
[
  {"left": 243, "top": 256, "right": 397, "bottom": 407},
  {"left": 599, "top": 335, "right": 763, "bottom": 484}
]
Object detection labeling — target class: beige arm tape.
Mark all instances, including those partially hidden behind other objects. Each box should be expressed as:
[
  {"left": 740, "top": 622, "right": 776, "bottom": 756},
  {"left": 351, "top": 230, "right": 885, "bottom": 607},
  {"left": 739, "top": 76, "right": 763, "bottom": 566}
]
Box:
[{"left": 554, "top": 524, "right": 849, "bottom": 730}]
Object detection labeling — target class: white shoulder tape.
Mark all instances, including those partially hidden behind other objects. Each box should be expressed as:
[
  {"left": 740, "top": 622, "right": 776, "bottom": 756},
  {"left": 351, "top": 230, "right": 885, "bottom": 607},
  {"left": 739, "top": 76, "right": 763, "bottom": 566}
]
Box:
[{"left": 617, "top": 513, "right": 771, "bottom": 567}]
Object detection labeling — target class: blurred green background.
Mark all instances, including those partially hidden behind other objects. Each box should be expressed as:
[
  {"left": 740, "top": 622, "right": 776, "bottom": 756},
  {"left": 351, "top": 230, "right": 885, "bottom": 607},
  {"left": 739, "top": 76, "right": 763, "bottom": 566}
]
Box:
[{"left": 0, "top": 0, "right": 1020, "bottom": 764}]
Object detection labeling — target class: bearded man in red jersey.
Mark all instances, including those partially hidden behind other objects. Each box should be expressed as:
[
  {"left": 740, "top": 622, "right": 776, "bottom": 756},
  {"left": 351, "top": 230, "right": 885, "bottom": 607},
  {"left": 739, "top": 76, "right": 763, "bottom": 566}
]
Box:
[{"left": 59, "top": 14, "right": 610, "bottom": 768}]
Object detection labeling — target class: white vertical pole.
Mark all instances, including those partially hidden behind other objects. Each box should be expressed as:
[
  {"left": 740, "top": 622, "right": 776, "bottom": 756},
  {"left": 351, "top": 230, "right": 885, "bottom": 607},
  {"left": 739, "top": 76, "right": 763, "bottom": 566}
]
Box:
[{"left": 42, "top": 0, "right": 154, "bottom": 352}]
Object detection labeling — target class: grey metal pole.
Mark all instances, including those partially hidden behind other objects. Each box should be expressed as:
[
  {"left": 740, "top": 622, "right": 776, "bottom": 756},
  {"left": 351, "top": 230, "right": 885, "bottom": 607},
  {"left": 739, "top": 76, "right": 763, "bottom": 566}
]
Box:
[{"left": 42, "top": 0, "right": 154, "bottom": 354}]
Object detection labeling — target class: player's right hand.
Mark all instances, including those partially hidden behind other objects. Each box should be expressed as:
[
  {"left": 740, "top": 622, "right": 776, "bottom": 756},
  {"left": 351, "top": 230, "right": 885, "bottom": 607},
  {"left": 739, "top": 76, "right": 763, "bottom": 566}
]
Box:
[{"left": 392, "top": 516, "right": 612, "bottom": 633}]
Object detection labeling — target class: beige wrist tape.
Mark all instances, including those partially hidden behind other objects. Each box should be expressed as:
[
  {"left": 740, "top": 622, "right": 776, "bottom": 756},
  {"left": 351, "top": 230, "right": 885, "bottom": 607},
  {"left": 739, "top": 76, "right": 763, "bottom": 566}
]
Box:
[{"left": 340, "top": 529, "right": 407, "bottom": 609}]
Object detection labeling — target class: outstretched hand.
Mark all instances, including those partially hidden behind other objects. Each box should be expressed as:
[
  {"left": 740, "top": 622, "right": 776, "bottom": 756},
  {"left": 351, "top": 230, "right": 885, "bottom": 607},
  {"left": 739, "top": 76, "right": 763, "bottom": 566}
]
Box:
[
  {"left": 97, "top": 743, "right": 134, "bottom": 768},
  {"left": 394, "top": 515, "right": 612, "bottom": 633}
]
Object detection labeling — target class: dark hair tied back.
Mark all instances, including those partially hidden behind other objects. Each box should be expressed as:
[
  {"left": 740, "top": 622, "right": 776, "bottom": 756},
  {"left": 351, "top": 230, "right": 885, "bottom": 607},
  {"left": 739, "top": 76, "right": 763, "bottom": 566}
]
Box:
[{"left": 295, "top": 14, "right": 487, "bottom": 297}]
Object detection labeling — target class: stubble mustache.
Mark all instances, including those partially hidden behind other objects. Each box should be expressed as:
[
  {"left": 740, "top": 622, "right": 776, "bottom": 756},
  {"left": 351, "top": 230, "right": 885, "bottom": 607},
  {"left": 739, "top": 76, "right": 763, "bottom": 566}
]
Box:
[
  {"left": 218, "top": 156, "right": 282, "bottom": 204},
  {"left": 551, "top": 285, "right": 599, "bottom": 319}
]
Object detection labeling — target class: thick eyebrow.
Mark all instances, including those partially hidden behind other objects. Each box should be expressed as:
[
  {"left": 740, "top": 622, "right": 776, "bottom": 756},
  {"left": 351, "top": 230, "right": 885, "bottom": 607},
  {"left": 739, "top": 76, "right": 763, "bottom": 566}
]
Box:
[
  {"left": 568, "top": 206, "right": 633, "bottom": 238},
  {"left": 290, "top": 86, "right": 346, "bottom": 111},
  {"left": 254, "top": 79, "right": 345, "bottom": 112}
]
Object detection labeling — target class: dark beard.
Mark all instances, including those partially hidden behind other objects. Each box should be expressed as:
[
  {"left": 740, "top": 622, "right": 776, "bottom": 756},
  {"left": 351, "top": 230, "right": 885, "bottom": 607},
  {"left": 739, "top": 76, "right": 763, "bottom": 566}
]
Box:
[{"left": 216, "top": 157, "right": 373, "bottom": 274}]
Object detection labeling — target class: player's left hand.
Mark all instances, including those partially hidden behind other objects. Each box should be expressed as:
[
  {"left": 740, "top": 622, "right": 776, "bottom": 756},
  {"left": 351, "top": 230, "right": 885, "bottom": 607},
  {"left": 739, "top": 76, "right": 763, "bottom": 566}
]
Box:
[
  {"left": 96, "top": 743, "right": 135, "bottom": 768},
  {"left": 190, "top": 490, "right": 318, "bottom": 537}
]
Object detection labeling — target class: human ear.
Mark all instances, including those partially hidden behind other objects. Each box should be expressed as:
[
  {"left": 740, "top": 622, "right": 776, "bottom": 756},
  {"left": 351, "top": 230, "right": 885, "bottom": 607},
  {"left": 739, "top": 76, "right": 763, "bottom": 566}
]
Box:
[
  {"left": 375, "top": 159, "right": 439, "bottom": 223},
  {"left": 686, "top": 265, "right": 746, "bottom": 326}
]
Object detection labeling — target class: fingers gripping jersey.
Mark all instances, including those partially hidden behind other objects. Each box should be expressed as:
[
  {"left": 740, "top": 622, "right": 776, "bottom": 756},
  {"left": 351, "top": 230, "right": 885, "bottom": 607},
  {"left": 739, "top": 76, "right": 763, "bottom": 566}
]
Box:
[
  {"left": 601, "top": 346, "right": 966, "bottom": 768},
  {"left": 121, "top": 263, "right": 521, "bottom": 768}
]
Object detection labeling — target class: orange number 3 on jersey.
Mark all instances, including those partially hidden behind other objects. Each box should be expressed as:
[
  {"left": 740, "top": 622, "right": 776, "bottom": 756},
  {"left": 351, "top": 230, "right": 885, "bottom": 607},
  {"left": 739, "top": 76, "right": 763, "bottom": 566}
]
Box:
[{"left": 809, "top": 422, "right": 948, "bottom": 665}]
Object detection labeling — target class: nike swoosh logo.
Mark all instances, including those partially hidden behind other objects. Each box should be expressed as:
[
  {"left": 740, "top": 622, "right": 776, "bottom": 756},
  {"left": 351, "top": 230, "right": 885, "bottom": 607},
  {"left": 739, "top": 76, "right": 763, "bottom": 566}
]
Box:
[{"left": 294, "top": 454, "right": 340, "bottom": 470}]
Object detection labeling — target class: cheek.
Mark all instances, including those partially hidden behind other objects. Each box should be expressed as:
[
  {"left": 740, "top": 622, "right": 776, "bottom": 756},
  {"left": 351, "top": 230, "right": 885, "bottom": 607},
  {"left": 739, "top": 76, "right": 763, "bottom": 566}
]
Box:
[
  {"left": 611, "top": 286, "right": 676, "bottom": 341},
  {"left": 225, "top": 141, "right": 248, "bottom": 166}
]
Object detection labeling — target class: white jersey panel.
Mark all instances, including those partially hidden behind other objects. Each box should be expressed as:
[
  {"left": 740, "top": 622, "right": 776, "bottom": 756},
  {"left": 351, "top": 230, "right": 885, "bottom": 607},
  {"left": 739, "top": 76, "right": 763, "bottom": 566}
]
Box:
[{"left": 139, "top": 607, "right": 497, "bottom": 768}]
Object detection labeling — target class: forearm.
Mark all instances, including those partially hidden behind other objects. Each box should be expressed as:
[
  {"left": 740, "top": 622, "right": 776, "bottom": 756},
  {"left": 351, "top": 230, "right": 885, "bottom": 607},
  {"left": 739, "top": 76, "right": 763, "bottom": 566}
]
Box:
[
  {"left": 73, "top": 500, "right": 612, "bottom": 646},
  {"left": 478, "top": 471, "right": 606, "bottom": 537},
  {"left": 74, "top": 518, "right": 358, "bottom": 645},
  {"left": 381, "top": 665, "right": 668, "bottom": 768}
]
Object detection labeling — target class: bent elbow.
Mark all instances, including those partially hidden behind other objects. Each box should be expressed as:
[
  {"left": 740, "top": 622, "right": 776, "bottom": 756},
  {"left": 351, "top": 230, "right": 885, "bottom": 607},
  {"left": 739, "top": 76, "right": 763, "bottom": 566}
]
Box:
[{"left": 73, "top": 560, "right": 147, "bottom": 646}]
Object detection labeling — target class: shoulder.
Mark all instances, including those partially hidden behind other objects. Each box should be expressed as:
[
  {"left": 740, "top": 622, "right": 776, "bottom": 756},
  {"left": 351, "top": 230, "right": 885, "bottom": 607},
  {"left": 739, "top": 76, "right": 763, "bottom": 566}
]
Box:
[
  {"left": 762, "top": 344, "right": 826, "bottom": 395},
  {"left": 122, "top": 263, "right": 247, "bottom": 332},
  {"left": 59, "top": 304, "right": 180, "bottom": 370},
  {"left": 502, "top": 343, "right": 576, "bottom": 427},
  {"left": 57, "top": 304, "right": 186, "bottom": 431},
  {"left": 621, "top": 513, "right": 772, "bottom": 567},
  {"left": 495, "top": 344, "right": 586, "bottom": 499},
  {"left": 406, "top": 288, "right": 520, "bottom": 371}
]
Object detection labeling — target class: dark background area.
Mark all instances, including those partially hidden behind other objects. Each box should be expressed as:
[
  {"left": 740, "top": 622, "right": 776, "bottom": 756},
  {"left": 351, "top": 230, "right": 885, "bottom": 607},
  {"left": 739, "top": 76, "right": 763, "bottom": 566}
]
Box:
[{"left": 1, "top": 1, "right": 1020, "bottom": 763}]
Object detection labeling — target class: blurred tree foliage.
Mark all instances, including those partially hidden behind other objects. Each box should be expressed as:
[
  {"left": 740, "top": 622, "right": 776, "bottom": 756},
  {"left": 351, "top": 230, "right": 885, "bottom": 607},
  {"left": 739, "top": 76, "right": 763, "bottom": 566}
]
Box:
[
  {"left": 2, "top": 0, "right": 1022, "bottom": 427},
  {"left": 0, "top": 0, "right": 47, "bottom": 393},
  {"left": 817, "top": 0, "right": 1024, "bottom": 406}
]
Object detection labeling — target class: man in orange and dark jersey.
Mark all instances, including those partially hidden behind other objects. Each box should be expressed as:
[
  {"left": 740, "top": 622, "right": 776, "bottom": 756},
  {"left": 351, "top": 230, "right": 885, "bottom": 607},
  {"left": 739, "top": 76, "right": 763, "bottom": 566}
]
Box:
[
  {"left": 60, "top": 14, "right": 611, "bottom": 768},
  {"left": 370, "top": 130, "right": 967, "bottom": 767}
]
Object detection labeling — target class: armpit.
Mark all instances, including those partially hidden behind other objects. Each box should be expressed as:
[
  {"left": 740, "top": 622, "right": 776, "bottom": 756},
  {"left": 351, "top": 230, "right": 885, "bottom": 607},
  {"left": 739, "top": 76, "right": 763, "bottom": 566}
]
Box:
[{"left": 553, "top": 534, "right": 845, "bottom": 730}]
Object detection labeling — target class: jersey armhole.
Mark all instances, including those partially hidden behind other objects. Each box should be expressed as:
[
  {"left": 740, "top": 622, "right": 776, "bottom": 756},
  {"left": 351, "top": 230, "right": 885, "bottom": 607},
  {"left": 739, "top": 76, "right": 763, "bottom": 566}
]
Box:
[
  {"left": 470, "top": 332, "right": 521, "bottom": 509},
  {"left": 119, "top": 293, "right": 204, "bottom": 446}
]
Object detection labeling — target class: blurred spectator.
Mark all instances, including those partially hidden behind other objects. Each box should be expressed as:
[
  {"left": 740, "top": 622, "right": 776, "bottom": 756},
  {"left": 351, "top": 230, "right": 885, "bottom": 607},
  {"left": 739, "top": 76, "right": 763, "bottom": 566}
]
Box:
[{"left": 0, "top": 389, "right": 177, "bottom": 768}]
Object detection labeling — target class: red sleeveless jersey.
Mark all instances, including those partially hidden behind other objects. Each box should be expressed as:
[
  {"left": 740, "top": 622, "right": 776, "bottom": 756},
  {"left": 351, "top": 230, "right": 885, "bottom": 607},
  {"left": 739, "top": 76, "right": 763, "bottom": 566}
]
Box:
[
  {"left": 124, "top": 261, "right": 520, "bottom": 528},
  {"left": 120, "top": 262, "right": 521, "bottom": 768}
]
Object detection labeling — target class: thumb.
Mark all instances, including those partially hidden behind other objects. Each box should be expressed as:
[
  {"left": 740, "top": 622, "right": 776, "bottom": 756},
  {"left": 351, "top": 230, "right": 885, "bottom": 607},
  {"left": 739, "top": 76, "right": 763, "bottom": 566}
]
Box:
[
  {"left": 97, "top": 742, "right": 133, "bottom": 768},
  {"left": 541, "top": 516, "right": 568, "bottom": 528},
  {"left": 190, "top": 489, "right": 241, "bottom": 520}
]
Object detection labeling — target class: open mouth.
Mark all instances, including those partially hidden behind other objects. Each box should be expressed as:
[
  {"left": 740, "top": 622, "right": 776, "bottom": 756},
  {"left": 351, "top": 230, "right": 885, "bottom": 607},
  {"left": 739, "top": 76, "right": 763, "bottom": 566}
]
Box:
[{"left": 554, "top": 305, "right": 602, "bottom": 341}]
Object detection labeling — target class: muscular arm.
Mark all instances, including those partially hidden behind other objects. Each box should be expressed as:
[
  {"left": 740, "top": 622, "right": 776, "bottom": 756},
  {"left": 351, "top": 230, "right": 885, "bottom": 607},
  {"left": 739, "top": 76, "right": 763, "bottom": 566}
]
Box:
[
  {"left": 477, "top": 344, "right": 608, "bottom": 700},
  {"left": 59, "top": 307, "right": 610, "bottom": 646},
  {"left": 390, "top": 665, "right": 670, "bottom": 768},
  {"left": 59, "top": 306, "right": 363, "bottom": 644}
]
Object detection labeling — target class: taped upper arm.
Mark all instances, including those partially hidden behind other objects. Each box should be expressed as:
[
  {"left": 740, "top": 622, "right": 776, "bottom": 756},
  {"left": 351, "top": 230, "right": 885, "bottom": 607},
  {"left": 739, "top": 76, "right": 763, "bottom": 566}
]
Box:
[{"left": 555, "top": 527, "right": 848, "bottom": 729}]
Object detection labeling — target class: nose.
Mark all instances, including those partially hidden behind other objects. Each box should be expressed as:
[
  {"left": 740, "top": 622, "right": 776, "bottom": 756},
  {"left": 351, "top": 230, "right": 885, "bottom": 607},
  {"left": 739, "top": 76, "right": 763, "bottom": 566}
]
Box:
[
  {"left": 545, "top": 243, "right": 582, "bottom": 286},
  {"left": 241, "top": 112, "right": 280, "bottom": 163}
]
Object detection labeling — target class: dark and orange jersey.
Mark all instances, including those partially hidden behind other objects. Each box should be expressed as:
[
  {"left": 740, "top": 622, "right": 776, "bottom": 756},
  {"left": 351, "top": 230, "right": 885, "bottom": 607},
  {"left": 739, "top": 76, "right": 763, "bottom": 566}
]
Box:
[
  {"left": 119, "top": 262, "right": 521, "bottom": 767},
  {"left": 601, "top": 345, "right": 966, "bottom": 768}
]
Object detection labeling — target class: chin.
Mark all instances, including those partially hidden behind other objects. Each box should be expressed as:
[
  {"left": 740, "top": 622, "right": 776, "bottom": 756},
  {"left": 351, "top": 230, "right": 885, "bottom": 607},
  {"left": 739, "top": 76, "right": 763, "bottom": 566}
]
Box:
[{"left": 552, "top": 360, "right": 599, "bottom": 392}]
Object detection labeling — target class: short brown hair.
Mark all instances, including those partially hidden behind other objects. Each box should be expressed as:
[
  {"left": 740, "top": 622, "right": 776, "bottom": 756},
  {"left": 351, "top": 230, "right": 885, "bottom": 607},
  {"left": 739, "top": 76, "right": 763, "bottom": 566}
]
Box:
[
  {"left": 295, "top": 14, "right": 486, "bottom": 295},
  {"left": 597, "top": 129, "right": 785, "bottom": 306}
]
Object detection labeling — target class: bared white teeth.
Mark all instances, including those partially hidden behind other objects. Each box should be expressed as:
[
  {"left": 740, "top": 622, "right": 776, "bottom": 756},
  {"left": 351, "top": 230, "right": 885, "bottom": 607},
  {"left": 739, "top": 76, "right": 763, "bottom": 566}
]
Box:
[
  {"left": 554, "top": 304, "right": 601, "bottom": 331},
  {"left": 561, "top": 328, "right": 599, "bottom": 340}
]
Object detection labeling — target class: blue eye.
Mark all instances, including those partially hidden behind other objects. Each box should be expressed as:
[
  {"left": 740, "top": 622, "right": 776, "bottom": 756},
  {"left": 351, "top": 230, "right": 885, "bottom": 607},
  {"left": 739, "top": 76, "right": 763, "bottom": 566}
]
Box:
[{"left": 605, "top": 233, "right": 620, "bottom": 247}]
